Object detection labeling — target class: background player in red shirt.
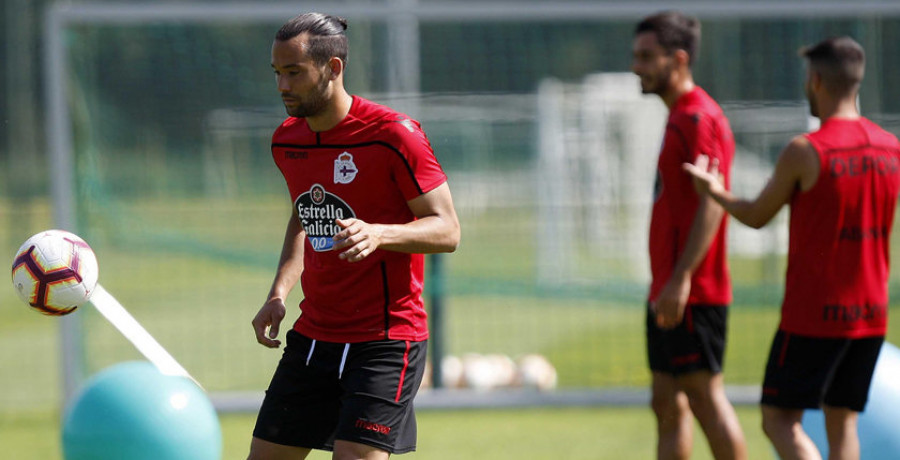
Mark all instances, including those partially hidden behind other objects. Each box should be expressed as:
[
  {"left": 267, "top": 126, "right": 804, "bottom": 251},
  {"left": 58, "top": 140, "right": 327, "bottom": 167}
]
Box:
[
  {"left": 632, "top": 11, "right": 747, "bottom": 460},
  {"left": 249, "top": 12, "right": 460, "bottom": 460},
  {"left": 684, "top": 36, "right": 900, "bottom": 460}
]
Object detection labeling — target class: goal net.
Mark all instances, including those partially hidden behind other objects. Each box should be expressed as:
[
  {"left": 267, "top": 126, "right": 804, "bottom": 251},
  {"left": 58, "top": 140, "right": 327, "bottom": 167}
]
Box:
[{"left": 12, "top": 2, "right": 897, "bottom": 416}]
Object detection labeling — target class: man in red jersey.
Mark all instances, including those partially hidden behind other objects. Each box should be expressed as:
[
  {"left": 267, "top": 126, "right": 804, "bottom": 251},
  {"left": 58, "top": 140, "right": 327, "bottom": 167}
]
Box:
[
  {"left": 632, "top": 11, "right": 747, "bottom": 460},
  {"left": 248, "top": 12, "right": 460, "bottom": 460},
  {"left": 685, "top": 36, "right": 900, "bottom": 460}
]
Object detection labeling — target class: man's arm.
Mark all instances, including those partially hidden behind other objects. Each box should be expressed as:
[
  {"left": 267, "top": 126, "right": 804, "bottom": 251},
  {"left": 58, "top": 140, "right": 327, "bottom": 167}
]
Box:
[
  {"left": 252, "top": 208, "right": 305, "bottom": 348},
  {"left": 683, "top": 135, "right": 819, "bottom": 229},
  {"left": 653, "top": 193, "right": 725, "bottom": 329},
  {"left": 331, "top": 182, "right": 461, "bottom": 262}
]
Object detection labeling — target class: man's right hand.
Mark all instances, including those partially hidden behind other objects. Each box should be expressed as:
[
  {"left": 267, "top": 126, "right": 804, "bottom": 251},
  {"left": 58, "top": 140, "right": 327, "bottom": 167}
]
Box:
[
  {"left": 252, "top": 298, "right": 287, "bottom": 348},
  {"left": 683, "top": 154, "right": 725, "bottom": 197}
]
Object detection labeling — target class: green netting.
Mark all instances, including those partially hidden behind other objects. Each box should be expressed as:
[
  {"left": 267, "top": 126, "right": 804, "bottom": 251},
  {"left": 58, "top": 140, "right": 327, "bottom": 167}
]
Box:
[{"left": 3, "top": 11, "right": 900, "bottom": 417}]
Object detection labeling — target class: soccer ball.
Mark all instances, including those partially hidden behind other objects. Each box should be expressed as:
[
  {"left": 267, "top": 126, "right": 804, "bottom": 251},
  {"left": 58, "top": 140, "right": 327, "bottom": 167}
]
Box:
[
  {"left": 11, "top": 230, "right": 99, "bottom": 316},
  {"left": 515, "top": 354, "right": 558, "bottom": 391}
]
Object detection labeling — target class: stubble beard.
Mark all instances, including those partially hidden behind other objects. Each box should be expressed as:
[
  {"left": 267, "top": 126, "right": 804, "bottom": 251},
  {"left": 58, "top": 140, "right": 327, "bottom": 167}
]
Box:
[
  {"left": 285, "top": 77, "right": 331, "bottom": 118},
  {"left": 640, "top": 61, "right": 674, "bottom": 97}
]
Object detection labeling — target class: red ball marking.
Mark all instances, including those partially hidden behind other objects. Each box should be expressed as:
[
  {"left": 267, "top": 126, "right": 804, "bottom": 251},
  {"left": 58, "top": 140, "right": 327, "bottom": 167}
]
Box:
[{"left": 12, "top": 244, "right": 83, "bottom": 314}]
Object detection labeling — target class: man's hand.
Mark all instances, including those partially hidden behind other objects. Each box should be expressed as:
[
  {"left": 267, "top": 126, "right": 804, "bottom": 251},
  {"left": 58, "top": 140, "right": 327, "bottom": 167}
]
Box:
[
  {"left": 651, "top": 272, "right": 691, "bottom": 329},
  {"left": 683, "top": 154, "right": 725, "bottom": 197},
  {"left": 332, "top": 218, "right": 382, "bottom": 262},
  {"left": 252, "top": 298, "right": 286, "bottom": 348}
]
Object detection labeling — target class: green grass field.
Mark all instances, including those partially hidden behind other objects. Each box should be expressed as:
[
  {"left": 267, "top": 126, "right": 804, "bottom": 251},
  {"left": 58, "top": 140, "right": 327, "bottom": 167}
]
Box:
[
  {"left": 3, "top": 406, "right": 774, "bottom": 460},
  {"left": 3, "top": 196, "right": 900, "bottom": 459}
]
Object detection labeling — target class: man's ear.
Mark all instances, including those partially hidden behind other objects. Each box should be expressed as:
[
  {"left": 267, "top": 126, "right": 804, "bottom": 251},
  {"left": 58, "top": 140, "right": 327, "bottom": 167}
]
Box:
[
  {"left": 327, "top": 57, "right": 344, "bottom": 80},
  {"left": 810, "top": 69, "right": 824, "bottom": 91},
  {"left": 673, "top": 49, "right": 691, "bottom": 68}
]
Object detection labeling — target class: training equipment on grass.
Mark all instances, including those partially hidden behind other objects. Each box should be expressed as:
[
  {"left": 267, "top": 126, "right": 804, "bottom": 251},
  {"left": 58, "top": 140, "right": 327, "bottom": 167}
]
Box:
[
  {"left": 11, "top": 229, "right": 195, "bottom": 384},
  {"left": 11, "top": 229, "right": 99, "bottom": 316},
  {"left": 802, "top": 341, "right": 900, "bottom": 459},
  {"left": 62, "top": 361, "right": 221, "bottom": 460},
  {"left": 516, "top": 353, "right": 559, "bottom": 391}
]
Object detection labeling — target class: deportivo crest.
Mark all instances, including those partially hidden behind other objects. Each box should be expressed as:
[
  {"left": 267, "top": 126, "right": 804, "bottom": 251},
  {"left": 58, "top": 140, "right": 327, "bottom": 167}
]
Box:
[
  {"left": 334, "top": 152, "right": 358, "bottom": 184},
  {"left": 295, "top": 184, "right": 356, "bottom": 252}
]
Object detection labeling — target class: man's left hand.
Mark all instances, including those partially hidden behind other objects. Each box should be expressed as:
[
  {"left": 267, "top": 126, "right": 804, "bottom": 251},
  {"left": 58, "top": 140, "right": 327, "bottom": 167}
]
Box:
[{"left": 333, "top": 218, "right": 383, "bottom": 262}]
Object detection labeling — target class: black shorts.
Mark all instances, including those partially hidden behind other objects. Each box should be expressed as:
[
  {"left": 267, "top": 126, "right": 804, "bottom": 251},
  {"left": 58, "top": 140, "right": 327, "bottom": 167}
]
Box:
[
  {"left": 761, "top": 330, "right": 883, "bottom": 412},
  {"left": 253, "top": 330, "right": 427, "bottom": 454},
  {"left": 646, "top": 302, "right": 728, "bottom": 376}
]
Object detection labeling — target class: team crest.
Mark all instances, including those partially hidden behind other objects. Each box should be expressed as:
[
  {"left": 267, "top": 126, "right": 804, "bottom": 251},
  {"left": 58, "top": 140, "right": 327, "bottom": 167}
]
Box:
[{"left": 334, "top": 152, "right": 358, "bottom": 184}]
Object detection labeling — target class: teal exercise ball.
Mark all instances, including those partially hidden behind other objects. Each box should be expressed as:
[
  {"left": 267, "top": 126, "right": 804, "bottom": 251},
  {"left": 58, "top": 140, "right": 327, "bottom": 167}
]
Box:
[
  {"left": 802, "top": 342, "right": 900, "bottom": 459},
  {"left": 62, "top": 361, "right": 221, "bottom": 460}
]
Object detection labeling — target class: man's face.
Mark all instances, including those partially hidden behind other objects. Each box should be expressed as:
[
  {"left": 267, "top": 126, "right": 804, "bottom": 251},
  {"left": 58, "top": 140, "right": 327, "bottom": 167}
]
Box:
[
  {"left": 631, "top": 31, "right": 675, "bottom": 95},
  {"left": 271, "top": 35, "right": 331, "bottom": 118}
]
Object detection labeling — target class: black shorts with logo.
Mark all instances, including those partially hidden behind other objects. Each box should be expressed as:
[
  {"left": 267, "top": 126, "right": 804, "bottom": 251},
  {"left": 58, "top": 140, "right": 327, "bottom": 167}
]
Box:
[
  {"left": 253, "top": 330, "right": 427, "bottom": 454},
  {"left": 646, "top": 302, "right": 728, "bottom": 376},
  {"left": 761, "top": 330, "right": 883, "bottom": 412}
]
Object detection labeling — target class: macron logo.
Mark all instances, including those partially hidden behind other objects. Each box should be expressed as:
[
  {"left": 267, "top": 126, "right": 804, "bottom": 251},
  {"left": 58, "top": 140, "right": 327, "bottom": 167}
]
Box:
[{"left": 355, "top": 419, "right": 391, "bottom": 435}]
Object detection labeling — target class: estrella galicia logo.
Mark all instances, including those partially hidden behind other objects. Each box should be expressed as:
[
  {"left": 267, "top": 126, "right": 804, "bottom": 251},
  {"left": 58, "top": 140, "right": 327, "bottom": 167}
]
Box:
[{"left": 295, "top": 184, "right": 356, "bottom": 252}]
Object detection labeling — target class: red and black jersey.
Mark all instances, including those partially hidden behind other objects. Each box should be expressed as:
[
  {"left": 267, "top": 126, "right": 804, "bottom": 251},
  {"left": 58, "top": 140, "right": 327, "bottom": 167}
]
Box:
[
  {"left": 648, "top": 87, "right": 733, "bottom": 306},
  {"left": 782, "top": 117, "right": 900, "bottom": 338},
  {"left": 272, "top": 96, "right": 447, "bottom": 343}
]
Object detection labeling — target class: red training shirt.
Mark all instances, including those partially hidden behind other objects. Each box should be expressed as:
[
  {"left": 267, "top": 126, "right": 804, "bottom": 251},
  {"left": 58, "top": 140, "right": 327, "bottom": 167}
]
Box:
[
  {"left": 271, "top": 96, "right": 447, "bottom": 343},
  {"left": 782, "top": 117, "right": 900, "bottom": 338},
  {"left": 648, "top": 87, "right": 734, "bottom": 305}
]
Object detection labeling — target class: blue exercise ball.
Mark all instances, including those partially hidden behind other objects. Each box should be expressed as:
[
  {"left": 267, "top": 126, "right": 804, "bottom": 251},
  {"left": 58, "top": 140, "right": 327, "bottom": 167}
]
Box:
[
  {"left": 802, "top": 342, "right": 900, "bottom": 459},
  {"left": 62, "top": 361, "right": 221, "bottom": 460}
]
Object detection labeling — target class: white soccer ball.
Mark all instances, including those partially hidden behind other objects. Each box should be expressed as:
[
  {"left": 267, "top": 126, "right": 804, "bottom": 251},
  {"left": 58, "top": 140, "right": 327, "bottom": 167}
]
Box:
[
  {"left": 461, "top": 353, "right": 497, "bottom": 390},
  {"left": 516, "top": 354, "right": 558, "bottom": 391},
  {"left": 11, "top": 230, "right": 99, "bottom": 316},
  {"left": 440, "top": 355, "right": 465, "bottom": 389}
]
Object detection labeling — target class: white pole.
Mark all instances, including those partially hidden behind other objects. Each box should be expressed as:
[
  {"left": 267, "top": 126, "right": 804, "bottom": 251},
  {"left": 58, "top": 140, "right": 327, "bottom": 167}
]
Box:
[
  {"left": 44, "top": 7, "right": 85, "bottom": 405},
  {"left": 88, "top": 285, "right": 199, "bottom": 387}
]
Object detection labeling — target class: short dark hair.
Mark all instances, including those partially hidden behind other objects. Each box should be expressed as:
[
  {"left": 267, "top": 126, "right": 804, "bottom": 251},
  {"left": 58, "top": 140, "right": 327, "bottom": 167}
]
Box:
[
  {"left": 635, "top": 11, "right": 701, "bottom": 65},
  {"left": 275, "top": 12, "right": 349, "bottom": 65},
  {"left": 801, "top": 36, "right": 865, "bottom": 93}
]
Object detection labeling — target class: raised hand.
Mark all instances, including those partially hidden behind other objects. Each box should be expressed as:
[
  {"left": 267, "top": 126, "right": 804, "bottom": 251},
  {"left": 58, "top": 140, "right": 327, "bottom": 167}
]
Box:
[{"left": 683, "top": 154, "right": 725, "bottom": 196}]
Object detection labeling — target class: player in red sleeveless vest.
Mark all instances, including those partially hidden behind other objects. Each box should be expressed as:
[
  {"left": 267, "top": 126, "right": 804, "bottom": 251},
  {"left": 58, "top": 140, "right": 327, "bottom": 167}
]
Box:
[
  {"left": 249, "top": 13, "right": 460, "bottom": 460},
  {"left": 633, "top": 11, "right": 747, "bottom": 460},
  {"left": 684, "top": 36, "right": 900, "bottom": 460}
]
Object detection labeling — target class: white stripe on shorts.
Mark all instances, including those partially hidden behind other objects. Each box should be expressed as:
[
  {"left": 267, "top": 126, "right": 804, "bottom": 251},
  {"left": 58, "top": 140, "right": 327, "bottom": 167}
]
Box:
[
  {"left": 306, "top": 339, "right": 317, "bottom": 366},
  {"left": 338, "top": 343, "right": 350, "bottom": 379}
]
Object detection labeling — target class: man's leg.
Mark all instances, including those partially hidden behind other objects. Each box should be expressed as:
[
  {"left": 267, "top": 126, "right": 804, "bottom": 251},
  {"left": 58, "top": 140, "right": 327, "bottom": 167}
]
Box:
[
  {"left": 250, "top": 332, "right": 343, "bottom": 460},
  {"left": 818, "top": 337, "right": 882, "bottom": 460},
  {"left": 822, "top": 405, "right": 860, "bottom": 460},
  {"left": 761, "top": 404, "right": 822, "bottom": 460},
  {"left": 652, "top": 371, "right": 694, "bottom": 460},
  {"left": 333, "top": 440, "right": 391, "bottom": 460},
  {"left": 677, "top": 371, "right": 747, "bottom": 460},
  {"left": 248, "top": 437, "right": 312, "bottom": 460}
]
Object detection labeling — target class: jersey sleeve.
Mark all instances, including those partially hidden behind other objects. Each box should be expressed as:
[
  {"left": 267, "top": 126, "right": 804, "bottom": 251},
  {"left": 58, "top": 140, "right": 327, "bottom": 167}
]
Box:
[
  {"left": 386, "top": 118, "right": 448, "bottom": 201},
  {"left": 671, "top": 111, "right": 722, "bottom": 164}
]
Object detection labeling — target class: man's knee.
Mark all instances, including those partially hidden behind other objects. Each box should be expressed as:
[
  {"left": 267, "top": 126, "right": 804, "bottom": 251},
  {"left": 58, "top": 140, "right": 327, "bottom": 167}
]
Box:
[
  {"left": 677, "top": 372, "right": 720, "bottom": 408},
  {"left": 332, "top": 440, "right": 390, "bottom": 460},
  {"left": 247, "top": 437, "right": 311, "bottom": 460},
  {"left": 651, "top": 389, "right": 690, "bottom": 422},
  {"left": 761, "top": 405, "right": 802, "bottom": 440}
]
